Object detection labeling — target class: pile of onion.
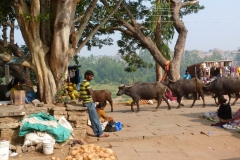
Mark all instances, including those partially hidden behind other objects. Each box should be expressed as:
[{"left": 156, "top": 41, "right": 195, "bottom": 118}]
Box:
[{"left": 65, "top": 144, "right": 116, "bottom": 160}]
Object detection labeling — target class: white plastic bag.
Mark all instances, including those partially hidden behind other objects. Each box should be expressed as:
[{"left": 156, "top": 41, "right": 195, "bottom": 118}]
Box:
[
  {"left": 58, "top": 116, "right": 73, "bottom": 132},
  {"left": 24, "top": 131, "right": 55, "bottom": 146}
]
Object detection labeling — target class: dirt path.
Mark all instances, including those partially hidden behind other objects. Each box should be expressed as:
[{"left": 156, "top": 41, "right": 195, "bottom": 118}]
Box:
[{"left": 10, "top": 95, "right": 240, "bottom": 160}]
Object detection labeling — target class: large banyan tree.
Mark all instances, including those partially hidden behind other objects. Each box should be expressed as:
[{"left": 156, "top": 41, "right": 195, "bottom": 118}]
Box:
[{"left": 0, "top": 0, "right": 122, "bottom": 103}]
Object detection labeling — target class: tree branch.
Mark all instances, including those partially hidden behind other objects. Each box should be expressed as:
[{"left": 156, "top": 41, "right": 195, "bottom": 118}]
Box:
[
  {"left": 76, "top": 0, "right": 123, "bottom": 53},
  {"left": 12, "top": 0, "right": 32, "bottom": 47},
  {"left": 75, "top": 0, "right": 98, "bottom": 43},
  {"left": 109, "top": 27, "right": 137, "bottom": 38},
  {"left": 0, "top": 52, "right": 32, "bottom": 68},
  {"left": 120, "top": 3, "right": 138, "bottom": 28},
  {"left": 101, "top": 0, "right": 137, "bottom": 35},
  {"left": 4, "top": 21, "right": 14, "bottom": 28},
  {"left": 0, "top": 40, "right": 25, "bottom": 57},
  {"left": 72, "top": 14, "right": 85, "bottom": 24},
  {"left": 181, "top": 0, "right": 199, "bottom": 7}
]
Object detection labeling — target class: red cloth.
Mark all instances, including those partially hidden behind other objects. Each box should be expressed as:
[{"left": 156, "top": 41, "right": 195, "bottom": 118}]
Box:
[{"left": 165, "top": 90, "right": 177, "bottom": 101}]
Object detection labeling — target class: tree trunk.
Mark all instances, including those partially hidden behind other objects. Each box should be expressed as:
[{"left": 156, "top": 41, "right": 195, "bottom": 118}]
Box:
[
  {"left": 156, "top": 62, "right": 162, "bottom": 81},
  {"left": 31, "top": 47, "right": 57, "bottom": 103}
]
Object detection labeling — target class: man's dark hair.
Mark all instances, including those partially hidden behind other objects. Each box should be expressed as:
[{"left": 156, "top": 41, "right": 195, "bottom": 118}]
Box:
[
  {"left": 96, "top": 102, "right": 107, "bottom": 108},
  {"left": 219, "top": 97, "right": 227, "bottom": 103},
  {"left": 7, "top": 77, "right": 20, "bottom": 90},
  {"left": 84, "top": 70, "right": 94, "bottom": 78}
]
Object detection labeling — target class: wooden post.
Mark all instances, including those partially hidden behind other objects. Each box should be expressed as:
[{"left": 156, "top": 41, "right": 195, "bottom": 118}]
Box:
[{"left": 5, "top": 64, "right": 10, "bottom": 84}]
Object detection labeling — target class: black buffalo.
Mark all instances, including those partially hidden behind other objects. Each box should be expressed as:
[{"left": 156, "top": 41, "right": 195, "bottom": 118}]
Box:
[
  {"left": 204, "top": 77, "right": 240, "bottom": 105},
  {"left": 116, "top": 81, "right": 170, "bottom": 112},
  {"left": 161, "top": 77, "right": 206, "bottom": 109}
]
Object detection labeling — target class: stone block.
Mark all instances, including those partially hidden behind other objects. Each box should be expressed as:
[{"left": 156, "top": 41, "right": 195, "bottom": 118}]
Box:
[
  {"left": 68, "top": 111, "right": 87, "bottom": 116},
  {"left": 36, "top": 103, "right": 44, "bottom": 107},
  {"left": 72, "top": 128, "right": 87, "bottom": 139},
  {"left": 0, "top": 111, "right": 26, "bottom": 117},
  {"left": 75, "top": 120, "right": 87, "bottom": 128},
  {"left": 26, "top": 107, "right": 48, "bottom": 114},
  {"left": 0, "top": 122, "right": 20, "bottom": 129},
  {"left": 53, "top": 110, "right": 68, "bottom": 115},
  {"left": 0, "top": 116, "right": 23, "bottom": 123},
  {"left": 68, "top": 115, "right": 88, "bottom": 121},
  {"left": 28, "top": 146, "right": 36, "bottom": 152},
  {"left": 69, "top": 119, "right": 87, "bottom": 128},
  {"left": 16, "top": 145, "right": 22, "bottom": 153},
  {"left": 45, "top": 104, "right": 60, "bottom": 110},
  {"left": 69, "top": 100, "right": 78, "bottom": 105},
  {"left": 66, "top": 104, "right": 86, "bottom": 111},
  {"left": 22, "top": 145, "right": 28, "bottom": 153},
  {"left": 24, "top": 103, "right": 35, "bottom": 108},
  {"left": 0, "top": 128, "right": 24, "bottom": 145},
  {"left": 55, "top": 103, "right": 65, "bottom": 107}
]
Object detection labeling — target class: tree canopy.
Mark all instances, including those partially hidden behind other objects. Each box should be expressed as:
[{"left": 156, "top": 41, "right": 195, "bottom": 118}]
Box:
[{"left": 99, "top": 0, "right": 204, "bottom": 80}]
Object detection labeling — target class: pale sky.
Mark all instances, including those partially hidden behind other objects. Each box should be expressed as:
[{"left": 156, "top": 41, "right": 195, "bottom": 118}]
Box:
[{"left": 12, "top": 0, "right": 240, "bottom": 56}]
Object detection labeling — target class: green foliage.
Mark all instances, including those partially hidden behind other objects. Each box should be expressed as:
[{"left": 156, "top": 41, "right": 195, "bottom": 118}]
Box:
[
  {"left": 0, "top": 0, "right": 15, "bottom": 23},
  {"left": 73, "top": 53, "right": 156, "bottom": 85},
  {"left": 101, "top": 0, "right": 204, "bottom": 72},
  {"left": 203, "top": 50, "right": 222, "bottom": 61},
  {"left": 19, "top": 12, "right": 50, "bottom": 22}
]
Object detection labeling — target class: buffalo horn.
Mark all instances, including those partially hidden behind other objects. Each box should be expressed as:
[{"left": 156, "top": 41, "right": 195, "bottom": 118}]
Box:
[
  {"left": 126, "top": 78, "right": 135, "bottom": 87},
  {"left": 169, "top": 79, "right": 176, "bottom": 83}
]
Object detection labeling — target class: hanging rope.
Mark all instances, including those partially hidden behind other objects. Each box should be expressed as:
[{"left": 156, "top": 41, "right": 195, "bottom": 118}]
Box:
[{"left": 160, "top": 60, "right": 170, "bottom": 82}]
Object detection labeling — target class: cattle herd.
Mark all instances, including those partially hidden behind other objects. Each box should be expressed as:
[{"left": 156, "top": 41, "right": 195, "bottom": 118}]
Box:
[{"left": 93, "top": 76, "right": 240, "bottom": 113}]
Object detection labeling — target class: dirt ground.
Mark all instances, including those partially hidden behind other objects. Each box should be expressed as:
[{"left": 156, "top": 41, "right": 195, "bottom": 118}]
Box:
[{"left": 9, "top": 95, "right": 240, "bottom": 160}]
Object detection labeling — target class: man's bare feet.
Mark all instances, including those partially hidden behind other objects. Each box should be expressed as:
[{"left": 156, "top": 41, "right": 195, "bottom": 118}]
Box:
[{"left": 99, "top": 133, "right": 109, "bottom": 138}]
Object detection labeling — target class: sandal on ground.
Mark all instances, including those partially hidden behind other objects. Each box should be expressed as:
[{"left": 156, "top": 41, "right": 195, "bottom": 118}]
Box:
[
  {"left": 75, "top": 140, "right": 84, "bottom": 145},
  {"left": 99, "top": 133, "right": 109, "bottom": 138},
  {"left": 71, "top": 140, "right": 84, "bottom": 147}
]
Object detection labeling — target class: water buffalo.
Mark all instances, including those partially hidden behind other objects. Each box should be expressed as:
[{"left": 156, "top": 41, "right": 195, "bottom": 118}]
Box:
[
  {"left": 203, "top": 77, "right": 240, "bottom": 106},
  {"left": 93, "top": 90, "right": 113, "bottom": 112},
  {"left": 116, "top": 81, "right": 170, "bottom": 112},
  {"left": 161, "top": 77, "right": 206, "bottom": 109}
]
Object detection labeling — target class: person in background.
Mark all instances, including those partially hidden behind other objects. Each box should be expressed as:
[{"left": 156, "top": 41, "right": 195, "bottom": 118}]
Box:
[
  {"left": 80, "top": 70, "right": 109, "bottom": 138},
  {"left": 196, "top": 68, "right": 203, "bottom": 99},
  {"left": 96, "top": 101, "right": 114, "bottom": 130},
  {"left": 5, "top": 77, "right": 21, "bottom": 100},
  {"left": 217, "top": 96, "right": 232, "bottom": 122},
  {"left": 196, "top": 68, "right": 203, "bottom": 80},
  {"left": 236, "top": 66, "right": 240, "bottom": 77},
  {"left": 183, "top": 70, "right": 191, "bottom": 80},
  {"left": 203, "top": 72, "right": 210, "bottom": 83},
  {"left": 182, "top": 70, "right": 192, "bottom": 99}
]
